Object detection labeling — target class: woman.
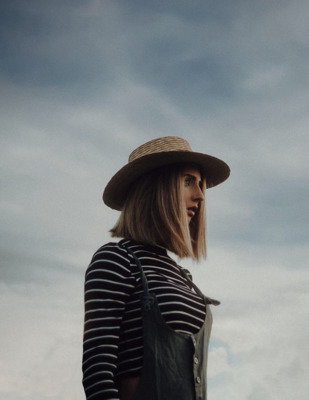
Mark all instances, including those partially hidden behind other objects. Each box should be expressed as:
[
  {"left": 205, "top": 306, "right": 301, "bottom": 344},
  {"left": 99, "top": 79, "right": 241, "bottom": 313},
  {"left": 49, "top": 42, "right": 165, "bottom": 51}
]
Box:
[{"left": 82, "top": 136, "right": 230, "bottom": 400}]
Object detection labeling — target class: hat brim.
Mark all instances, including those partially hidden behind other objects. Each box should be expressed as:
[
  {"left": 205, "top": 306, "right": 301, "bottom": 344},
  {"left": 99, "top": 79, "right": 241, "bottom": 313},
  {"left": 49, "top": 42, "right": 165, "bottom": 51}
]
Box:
[{"left": 103, "top": 151, "right": 230, "bottom": 210}]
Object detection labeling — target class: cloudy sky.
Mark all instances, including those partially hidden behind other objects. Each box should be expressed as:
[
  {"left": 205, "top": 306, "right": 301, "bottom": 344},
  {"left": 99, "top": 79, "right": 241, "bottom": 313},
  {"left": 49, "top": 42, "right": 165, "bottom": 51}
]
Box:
[{"left": 1, "top": 1, "right": 308, "bottom": 399}]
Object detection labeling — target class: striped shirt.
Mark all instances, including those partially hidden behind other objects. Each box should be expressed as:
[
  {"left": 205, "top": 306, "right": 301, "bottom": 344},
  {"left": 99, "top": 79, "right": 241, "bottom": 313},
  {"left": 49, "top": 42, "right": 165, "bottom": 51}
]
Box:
[{"left": 82, "top": 239, "right": 206, "bottom": 400}]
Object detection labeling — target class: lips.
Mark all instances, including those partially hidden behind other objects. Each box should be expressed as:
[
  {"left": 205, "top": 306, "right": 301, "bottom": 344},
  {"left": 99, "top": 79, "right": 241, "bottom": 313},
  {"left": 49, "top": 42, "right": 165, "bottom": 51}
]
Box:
[{"left": 187, "top": 206, "right": 198, "bottom": 218}]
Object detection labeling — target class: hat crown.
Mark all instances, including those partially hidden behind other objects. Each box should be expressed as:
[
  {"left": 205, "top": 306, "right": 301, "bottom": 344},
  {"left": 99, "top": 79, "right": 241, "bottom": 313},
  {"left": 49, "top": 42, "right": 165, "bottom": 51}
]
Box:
[{"left": 129, "top": 136, "right": 192, "bottom": 163}]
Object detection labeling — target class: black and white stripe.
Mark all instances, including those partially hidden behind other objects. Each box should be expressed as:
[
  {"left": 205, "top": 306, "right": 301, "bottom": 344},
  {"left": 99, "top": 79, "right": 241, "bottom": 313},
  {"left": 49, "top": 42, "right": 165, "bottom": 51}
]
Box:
[{"left": 82, "top": 239, "right": 206, "bottom": 400}]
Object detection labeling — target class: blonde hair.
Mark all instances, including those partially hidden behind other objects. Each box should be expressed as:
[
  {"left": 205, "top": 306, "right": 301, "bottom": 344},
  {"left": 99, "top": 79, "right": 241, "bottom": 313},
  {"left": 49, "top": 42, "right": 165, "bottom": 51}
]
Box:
[{"left": 110, "top": 164, "right": 206, "bottom": 260}]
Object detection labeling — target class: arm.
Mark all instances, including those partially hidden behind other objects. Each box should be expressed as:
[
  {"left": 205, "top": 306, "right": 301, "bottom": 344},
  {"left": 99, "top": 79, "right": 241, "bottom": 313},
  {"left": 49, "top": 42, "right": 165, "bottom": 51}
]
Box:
[{"left": 82, "top": 245, "right": 134, "bottom": 400}]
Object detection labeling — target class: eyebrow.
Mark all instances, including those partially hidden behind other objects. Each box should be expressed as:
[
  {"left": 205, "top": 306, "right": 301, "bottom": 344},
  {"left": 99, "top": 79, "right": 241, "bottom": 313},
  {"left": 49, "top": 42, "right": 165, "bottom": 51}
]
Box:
[{"left": 184, "top": 173, "right": 203, "bottom": 185}]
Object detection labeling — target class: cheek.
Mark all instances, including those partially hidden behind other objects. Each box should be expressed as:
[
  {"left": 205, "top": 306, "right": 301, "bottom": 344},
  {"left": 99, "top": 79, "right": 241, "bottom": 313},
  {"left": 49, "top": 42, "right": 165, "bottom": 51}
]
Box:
[{"left": 182, "top": 188, "right": 191, "bottom": 204}]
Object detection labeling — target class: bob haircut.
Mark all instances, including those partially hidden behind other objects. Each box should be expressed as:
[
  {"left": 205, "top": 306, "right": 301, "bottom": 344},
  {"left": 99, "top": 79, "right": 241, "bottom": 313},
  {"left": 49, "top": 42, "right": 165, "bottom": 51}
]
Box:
[{"left": 110, "top": 164, "right": 207, "bottom": 260}]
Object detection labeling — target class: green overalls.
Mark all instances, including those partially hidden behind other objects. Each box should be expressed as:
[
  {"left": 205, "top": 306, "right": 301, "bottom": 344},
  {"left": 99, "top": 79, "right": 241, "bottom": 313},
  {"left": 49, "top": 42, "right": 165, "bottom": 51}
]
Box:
[{"left": 122, "top": 246, "right": 219, "bottom": 400}]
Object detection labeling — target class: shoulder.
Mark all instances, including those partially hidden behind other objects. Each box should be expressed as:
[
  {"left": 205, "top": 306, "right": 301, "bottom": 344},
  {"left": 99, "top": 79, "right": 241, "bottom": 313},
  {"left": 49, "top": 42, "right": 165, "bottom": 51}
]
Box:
[
  {"left": 86, "top": 240, "right": 133, "bottom": 279},
  {"left": 91, "top": 241, "right": 130, "bottom": 262}
]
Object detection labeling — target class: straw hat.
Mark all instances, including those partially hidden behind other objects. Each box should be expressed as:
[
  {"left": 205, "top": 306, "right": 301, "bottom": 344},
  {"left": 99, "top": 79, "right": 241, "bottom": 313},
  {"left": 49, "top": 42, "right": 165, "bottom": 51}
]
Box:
[{"left": 103, "top": 136, "right": 230, "bottom": 210}]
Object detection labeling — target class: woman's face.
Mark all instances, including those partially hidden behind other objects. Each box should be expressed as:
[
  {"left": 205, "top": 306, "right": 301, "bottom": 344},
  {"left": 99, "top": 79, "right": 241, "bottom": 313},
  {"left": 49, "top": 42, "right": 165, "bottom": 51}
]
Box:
[{"left": 182, "top": 167, "right": 205, "bottom": 223}]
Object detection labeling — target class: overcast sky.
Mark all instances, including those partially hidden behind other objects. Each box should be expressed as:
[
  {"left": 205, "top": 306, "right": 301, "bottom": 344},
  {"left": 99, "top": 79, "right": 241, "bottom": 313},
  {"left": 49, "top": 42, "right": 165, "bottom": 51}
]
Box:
[{"left": 1, "top": 1, "right": 308, "bottom": 399}]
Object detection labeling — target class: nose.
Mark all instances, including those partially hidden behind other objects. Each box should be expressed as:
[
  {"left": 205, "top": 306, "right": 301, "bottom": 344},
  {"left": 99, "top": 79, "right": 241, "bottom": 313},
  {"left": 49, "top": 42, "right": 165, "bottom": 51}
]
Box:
[{"left": 192, "top": 184, "right": 204, "bottom": 202}]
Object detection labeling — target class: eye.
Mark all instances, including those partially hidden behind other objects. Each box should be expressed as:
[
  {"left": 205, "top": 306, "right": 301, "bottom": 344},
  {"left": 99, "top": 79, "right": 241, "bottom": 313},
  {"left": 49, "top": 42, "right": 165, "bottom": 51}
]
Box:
[{"left": 184, "top": 176, "right": 194, "bottom": 186}]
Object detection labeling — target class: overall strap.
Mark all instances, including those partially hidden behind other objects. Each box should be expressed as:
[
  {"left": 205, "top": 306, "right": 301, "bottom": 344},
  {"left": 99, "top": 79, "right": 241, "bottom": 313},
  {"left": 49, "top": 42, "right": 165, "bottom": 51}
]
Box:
[
  {"left": 179, "top": 267, "right": 221, "bottom": 306},
  {"left": 119, "top": 243, "right": 155, "bottom": 310}
]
